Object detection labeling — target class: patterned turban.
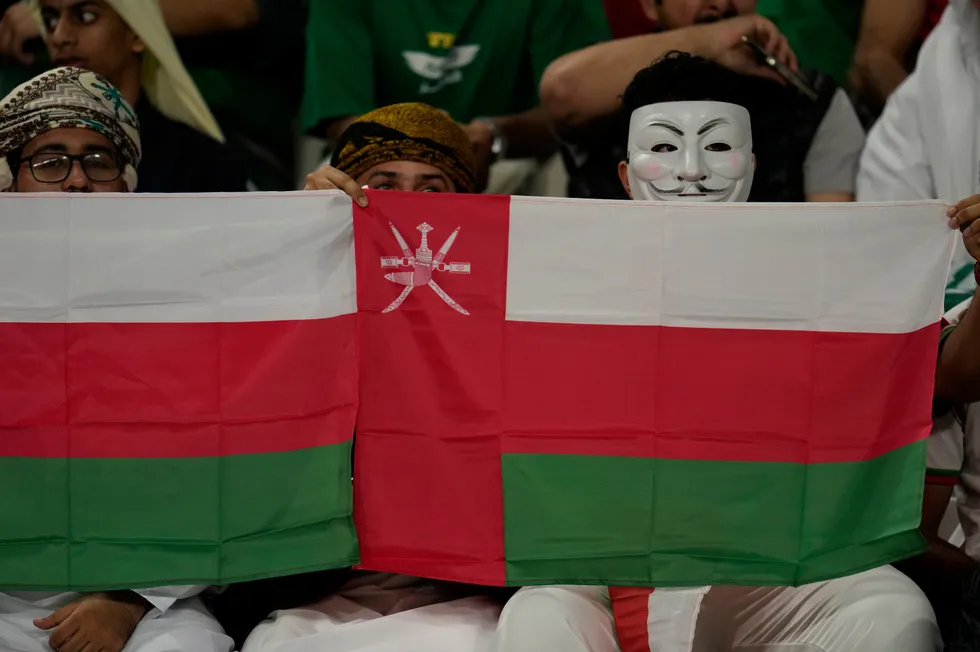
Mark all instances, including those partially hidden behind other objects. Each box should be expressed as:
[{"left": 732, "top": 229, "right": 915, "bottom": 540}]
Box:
[
  {"left": 331, "top": 103, "right": 477, "bottom": 193},
  {"left": 0, "top": 67, "right": 142, "bottom": 191}
]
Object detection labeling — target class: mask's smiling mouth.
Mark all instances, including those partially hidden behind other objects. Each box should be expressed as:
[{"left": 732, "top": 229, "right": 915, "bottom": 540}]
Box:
[{"left": 650, "top": 182, "right": 728, "bottom": 198}]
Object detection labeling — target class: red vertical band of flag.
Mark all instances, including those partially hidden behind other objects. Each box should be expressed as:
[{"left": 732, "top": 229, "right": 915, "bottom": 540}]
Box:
[{"left": 353, "top": 191, "right": 512, "bottom": 585}]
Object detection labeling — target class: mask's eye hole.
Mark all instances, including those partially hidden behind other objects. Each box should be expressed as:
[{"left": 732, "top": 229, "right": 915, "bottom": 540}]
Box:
[
  {"left": 705, "top": 142, "right": 732, "bottom": 152},
  {"left": 652, "top": 143, "right": 678, "bottom": 153}
]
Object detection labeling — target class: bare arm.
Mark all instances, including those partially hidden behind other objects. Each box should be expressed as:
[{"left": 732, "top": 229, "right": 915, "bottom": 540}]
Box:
[
  {"left": 539, "top": 14, "right": 796, "bottom": 137},
  {"left": 539, "top": 26, "right": 713, "bottom": 132},
  {"left": 936, "top": 288, "right": 980, "bottom": 405},
  {"left": 849, "top": 0, "right": 925, "bottom": 111},
  {"left": 158, "top": 0, "right": 260, "bottom": 37}
]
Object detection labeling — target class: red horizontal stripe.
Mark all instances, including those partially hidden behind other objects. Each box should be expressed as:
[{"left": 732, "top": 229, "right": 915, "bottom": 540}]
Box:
[
  {"left": 926, "top": 474, "right": 959, "bottom": 486},
  {"left": 0, "top": 317, "right": 356, "bottom": 458},
  {"left": 501, "top": 322, "right": 939, "bottom": 464}
]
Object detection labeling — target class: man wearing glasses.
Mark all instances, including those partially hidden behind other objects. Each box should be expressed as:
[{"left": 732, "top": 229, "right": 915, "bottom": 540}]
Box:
[
  {"left": 0, "top": 65, "right": 139, "bottom": 193},
  {"left": 0, "top": 66, "right": 232, "bottom": 652}
]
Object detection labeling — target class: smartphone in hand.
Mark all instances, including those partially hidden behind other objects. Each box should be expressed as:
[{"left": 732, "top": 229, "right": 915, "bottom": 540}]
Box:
[{"left": 741, "top": 35, "right": 818, "bottom": 101}]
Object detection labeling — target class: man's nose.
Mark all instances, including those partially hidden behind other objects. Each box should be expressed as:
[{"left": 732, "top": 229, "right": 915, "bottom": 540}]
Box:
[
  {"left": 62, "top": 160, "right": 91, "bottom": 192},
  {"left": 677, "top": 148, "right": 706, "bottom": 181},
  {"left": 49, "top": 16, "right": 74, "bottom": 46}
]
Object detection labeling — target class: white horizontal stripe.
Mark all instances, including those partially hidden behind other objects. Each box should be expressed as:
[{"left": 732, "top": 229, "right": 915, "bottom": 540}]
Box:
[
  {"left": 0, "top": 192, "right": 356, "bottom": 323},
  {"left": 506, "top": 199, "right": 955, "bottom": 333}
]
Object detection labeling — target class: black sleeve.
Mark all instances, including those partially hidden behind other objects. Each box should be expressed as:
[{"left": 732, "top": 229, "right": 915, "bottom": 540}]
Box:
[{"left": 196, "top": 140, "right": 250, "bottom": 192}]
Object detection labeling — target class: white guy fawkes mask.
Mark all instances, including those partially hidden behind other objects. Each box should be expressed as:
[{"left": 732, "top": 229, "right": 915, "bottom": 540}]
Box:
[{"left": 626, "top": 101, "right": 754, "bottom": 203}]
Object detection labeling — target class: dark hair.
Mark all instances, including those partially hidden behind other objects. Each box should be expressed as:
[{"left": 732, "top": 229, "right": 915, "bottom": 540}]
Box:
[{"left": 619, "top": 51, "right": 748, "bottom": 118}]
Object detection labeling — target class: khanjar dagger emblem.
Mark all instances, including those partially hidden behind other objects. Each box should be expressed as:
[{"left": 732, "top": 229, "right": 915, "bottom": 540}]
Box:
[{"left": 380, "top": 222, "right": 472, "bottom": 315}]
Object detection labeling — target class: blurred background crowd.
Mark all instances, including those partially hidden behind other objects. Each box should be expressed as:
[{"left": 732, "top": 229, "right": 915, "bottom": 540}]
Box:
[{"left": 0, "top": 0, "right": 949, "bottom": 197}]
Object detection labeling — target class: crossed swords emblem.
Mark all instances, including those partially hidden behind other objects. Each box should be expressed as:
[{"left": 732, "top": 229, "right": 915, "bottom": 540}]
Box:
[{"left": 380, "top": 222, "right": 472, "bottom": 315}]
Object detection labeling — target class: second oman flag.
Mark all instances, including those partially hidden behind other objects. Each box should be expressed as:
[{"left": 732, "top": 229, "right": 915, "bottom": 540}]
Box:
[
  {"left": 354, "top": 193, "right": 954, "bottom": 588},
  {"left": 0, "top": 193, "right": 358, "bottom": 590}
]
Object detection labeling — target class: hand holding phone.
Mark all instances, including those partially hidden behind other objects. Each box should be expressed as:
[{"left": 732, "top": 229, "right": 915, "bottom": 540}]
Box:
[{"left": 741, "top": 35, "right": 818, "bottom": 101}]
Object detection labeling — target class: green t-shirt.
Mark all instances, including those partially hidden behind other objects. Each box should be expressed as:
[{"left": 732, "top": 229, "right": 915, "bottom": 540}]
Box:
[
  {"left": 301, "top": 0, "right": 610, "bottom": 135},
  {"left": 757, "top": 0, "right": 862, "bottom": 86}
]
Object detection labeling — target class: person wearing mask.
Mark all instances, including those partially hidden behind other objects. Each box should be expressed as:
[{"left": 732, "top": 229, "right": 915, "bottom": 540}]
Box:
[
  {"left": 540, "top": 0, "right": 865, "bottom": 204},
  {"left": 0, "top": 67, "right": 234, "bottom": 652},
  {"left": 491, "top": 52, "right": 944, "bottom": 652},
  {"left": 29, "top": 0, "right": 247, "bottom": 192}
]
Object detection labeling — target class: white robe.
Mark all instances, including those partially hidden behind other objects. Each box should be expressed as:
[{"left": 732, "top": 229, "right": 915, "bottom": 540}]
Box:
[
  {"left": 494, "top": 568, "right": 941, "bottom": 652},
  {"left": 857, "top": 0, "right": 980, "bottom": 301},
  {"left": 0, "top": 586, "right": 232, "bottom": 652},
  {"left": 242, "top": 573, "right": 501, "bottom": 652}
]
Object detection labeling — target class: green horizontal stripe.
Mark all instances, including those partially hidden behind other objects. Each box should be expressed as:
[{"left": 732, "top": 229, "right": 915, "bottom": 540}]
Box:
[
  {"left": 502, "top": 443, "right": 926, "bottom": 587},
  {"left": 0, "top": 444, "right": 357, "bottom": 591}
]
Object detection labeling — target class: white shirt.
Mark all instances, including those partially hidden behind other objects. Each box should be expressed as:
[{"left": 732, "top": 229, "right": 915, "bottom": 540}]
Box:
[
  {"left": 2, "top": 585, "right": 206, "bottom": 617},
  {"left": 857, "top": 0, "right": 980, "bottom": 303}
]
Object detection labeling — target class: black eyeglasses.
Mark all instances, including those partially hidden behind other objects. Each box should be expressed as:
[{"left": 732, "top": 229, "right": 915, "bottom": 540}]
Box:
[{"left": 17, "top": 151, "right": 123, "bottom": 184}]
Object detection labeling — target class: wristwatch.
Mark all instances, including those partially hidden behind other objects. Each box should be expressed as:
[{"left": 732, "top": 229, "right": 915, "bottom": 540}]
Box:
[{"left": 474, "top": 118, "right": 507, "bottom": 162}]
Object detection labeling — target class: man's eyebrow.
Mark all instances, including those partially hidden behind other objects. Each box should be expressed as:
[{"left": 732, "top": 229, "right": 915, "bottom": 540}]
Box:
[
  {"left": 83, "top": 144, "right": 115, "bottom": 154},
  {"left": 648, "top": 121, "right": 683, "bottom": 136},
  {"left": 417, "top": 174, "right": 448, "bottom": 182},
  {"left": 41, "top": 0, "right": 95, "bottom": 11},
  {"left": 24, "top": 143, "right": 68, "bottom": 156},
  {"left": 367, "top": 171, "right": 401, "bottom": 181},
  {"left": 698, "top": 118, "right": 729, "bottom": 135}
]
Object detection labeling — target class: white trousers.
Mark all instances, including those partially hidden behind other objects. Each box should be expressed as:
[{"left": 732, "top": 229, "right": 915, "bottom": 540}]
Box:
[
  {"left": 494, "top": 567, "right": 942, "bottom": 652},
  {"left": 242, "top": 573, "right": 501, "bottom": 652},
  {"left": 0, "top": 592, "right": 232, "bottom": 652}
]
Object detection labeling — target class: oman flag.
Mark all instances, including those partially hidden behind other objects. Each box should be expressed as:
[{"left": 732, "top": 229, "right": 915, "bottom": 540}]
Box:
[
  {"left": 0, "top": 193, "right": 358, "bottom": 590},
  {"left": 354, "top": 194, "right": 954, "bottom": 588}
]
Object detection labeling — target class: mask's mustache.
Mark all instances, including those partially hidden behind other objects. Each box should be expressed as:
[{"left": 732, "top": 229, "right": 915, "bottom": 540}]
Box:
[
  {"left": 654, "top": 182, "right": 727, "bottom": 195},
  {"left": 695, "top": 8, "right": 739, "bottom": 24}
]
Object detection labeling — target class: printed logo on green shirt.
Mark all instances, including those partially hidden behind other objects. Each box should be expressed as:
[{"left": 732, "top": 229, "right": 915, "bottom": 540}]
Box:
[
  {"left": 402, "top": 43, "right": 481, "bottom": 95},
  {"left": 946, "top": 262, "right": 977, "bottom": 311}
]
